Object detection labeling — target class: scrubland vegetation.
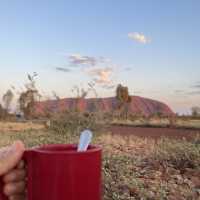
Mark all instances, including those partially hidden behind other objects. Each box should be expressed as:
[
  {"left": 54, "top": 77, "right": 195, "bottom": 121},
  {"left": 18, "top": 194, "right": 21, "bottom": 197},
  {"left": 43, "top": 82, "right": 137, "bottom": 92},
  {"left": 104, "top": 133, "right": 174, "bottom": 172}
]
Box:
[
  {"left": 0, "top": 124, "right": 199, "bottom": 200},
  {"left": 0, "top": 74, "right": 200, "bottom": 199}
]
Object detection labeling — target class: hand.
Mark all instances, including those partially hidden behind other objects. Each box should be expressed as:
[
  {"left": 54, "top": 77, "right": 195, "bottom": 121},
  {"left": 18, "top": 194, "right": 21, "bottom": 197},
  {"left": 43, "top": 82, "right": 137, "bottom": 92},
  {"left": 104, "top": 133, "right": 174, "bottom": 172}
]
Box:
[{"left": 0, "top": 141, "right": 26, "bottom": 200}]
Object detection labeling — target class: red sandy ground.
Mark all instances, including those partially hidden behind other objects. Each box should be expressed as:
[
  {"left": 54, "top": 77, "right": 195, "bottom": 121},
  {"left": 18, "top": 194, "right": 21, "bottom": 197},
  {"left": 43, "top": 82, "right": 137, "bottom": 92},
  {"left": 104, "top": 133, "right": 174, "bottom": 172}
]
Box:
[{"left": 110, "top": 125, "right": 200, "bottom": 140}]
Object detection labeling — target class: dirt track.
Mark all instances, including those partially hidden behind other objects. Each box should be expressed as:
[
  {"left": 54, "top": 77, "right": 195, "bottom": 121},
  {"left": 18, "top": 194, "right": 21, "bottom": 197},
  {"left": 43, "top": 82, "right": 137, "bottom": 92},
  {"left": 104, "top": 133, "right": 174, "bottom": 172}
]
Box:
[{"left": 110, "top": 125, "right": 200, "bottom": 140}]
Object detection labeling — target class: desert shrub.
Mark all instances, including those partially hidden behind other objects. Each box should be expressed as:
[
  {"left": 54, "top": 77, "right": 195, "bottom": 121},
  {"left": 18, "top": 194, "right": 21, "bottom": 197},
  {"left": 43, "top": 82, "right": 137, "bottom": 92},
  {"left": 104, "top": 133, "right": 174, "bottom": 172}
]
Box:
[
  {"left": 151, "top": 138, "right": 200, "bottom": 169},
  {"left": 50, "top": 111, "right": 108, "bottom": 137}
]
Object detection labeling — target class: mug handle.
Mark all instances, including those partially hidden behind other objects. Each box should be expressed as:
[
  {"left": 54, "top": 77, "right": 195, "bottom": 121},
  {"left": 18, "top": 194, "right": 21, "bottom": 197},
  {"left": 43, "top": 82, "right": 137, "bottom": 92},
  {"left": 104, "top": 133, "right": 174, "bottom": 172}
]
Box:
[{"left": 0, "top": 150, "right": 33, "bottom": 200}]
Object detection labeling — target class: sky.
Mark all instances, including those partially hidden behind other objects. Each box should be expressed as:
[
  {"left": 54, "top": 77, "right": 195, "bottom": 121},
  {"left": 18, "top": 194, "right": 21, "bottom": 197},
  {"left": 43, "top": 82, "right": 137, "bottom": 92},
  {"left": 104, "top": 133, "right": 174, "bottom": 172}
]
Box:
[{"left": 0, "top": 0, "right": 200, "bottom": 114}]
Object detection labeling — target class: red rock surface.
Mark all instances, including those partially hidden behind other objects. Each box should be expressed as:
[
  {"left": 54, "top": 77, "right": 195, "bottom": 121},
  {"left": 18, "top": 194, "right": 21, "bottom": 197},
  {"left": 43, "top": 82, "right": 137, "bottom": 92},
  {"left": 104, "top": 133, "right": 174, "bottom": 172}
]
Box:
[{"left": 35, "top": 96, "right": 174, "bottom": 117}]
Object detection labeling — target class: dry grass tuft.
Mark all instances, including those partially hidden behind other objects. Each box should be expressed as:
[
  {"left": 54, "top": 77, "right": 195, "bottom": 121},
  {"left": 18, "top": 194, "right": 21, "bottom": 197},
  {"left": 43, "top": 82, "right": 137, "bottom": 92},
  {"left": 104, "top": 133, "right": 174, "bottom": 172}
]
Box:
[{"left": 0, "top": 121, "right": 45, "bottom": 133}]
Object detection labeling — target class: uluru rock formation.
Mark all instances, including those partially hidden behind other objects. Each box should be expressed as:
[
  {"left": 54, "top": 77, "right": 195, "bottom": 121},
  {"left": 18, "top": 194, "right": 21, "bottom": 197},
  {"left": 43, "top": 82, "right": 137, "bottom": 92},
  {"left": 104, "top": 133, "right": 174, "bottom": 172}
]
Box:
[{"left": 35, "top": 96, "right": 174, "bottom": 117}]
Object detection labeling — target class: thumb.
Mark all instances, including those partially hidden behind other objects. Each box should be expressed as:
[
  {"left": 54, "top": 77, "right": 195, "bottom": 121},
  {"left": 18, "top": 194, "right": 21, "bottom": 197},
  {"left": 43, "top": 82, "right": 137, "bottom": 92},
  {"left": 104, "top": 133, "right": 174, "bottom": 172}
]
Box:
[{"left": 0, "top": 141, "right": 25, "bottom": 176}]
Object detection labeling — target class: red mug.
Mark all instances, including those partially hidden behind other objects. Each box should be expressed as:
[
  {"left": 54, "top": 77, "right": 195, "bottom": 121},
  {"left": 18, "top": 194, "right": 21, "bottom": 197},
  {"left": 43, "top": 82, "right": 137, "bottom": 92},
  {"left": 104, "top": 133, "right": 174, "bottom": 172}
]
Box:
[{"left": 0, "top": 144, "right": 102, "bottom": 200}]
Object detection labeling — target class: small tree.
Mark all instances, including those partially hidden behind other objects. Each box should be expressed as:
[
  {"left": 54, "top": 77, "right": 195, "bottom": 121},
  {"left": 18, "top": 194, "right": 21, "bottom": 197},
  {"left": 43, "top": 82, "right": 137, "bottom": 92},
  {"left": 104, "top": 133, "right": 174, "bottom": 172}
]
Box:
[
  {"left": 191, "top": 106, "right": 200, "bottom": 117},
  {"left": 18, "top": 73, "right": 40, "bottom": 119},
  {"left": 115, "top": 84, "right": 132, "bottom": 119},
  {"left": 0, "top": 104, "right": 7, "bottom": 120},
  {"left": 116, "top": 84, "right": 129, "bottom": 104},
  {"left": 2, "top": 89, "right": 14, "bottom": 112}
]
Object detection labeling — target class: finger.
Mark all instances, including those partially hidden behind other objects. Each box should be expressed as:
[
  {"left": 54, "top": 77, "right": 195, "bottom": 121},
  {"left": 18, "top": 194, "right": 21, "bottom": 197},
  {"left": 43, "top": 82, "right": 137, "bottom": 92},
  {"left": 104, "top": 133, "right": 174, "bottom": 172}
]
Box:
[
  {"left": 0, "top": 141, "right": 25, "bottom": 176},
  {"left": 3, "top": 181, "right": 26, "bottom": 196},
  {"left": 9, "top": 194, "right": 26, "bottom": 200},
  {"left": 3, "top": 169, "right": 26, "bottom": 183},
  {"left": 17, "top": 161, "right": 25, "bottom": 169}
]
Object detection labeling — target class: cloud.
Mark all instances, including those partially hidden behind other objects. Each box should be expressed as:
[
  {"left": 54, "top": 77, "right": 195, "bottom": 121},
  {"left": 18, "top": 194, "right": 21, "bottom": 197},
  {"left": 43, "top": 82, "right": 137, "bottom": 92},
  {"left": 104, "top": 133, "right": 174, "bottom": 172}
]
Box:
[
  {"left": 134, "top": 91, "right": 143, "bottom": 94},
  {"left": 174, "top": 88, "right": 200, "bottom": 96},
  {"left": 102, "top": 85, "right": 116, "bottom": 90},
  {"left": 173, "top": 90, "right": 190, "bottom": 97},
  {"left": 187, "top": 91, "right": 200, "bottom": 95},
  {"left": 128, "top": 32, "right": 151, "bottom": 44},
  {"left": 64, "top": 53, "right": 118, "bottom": 88},
  {"left": 187, "top": 82, "right": 200, "bottom": 95},
  {"left": 68, "top": 54, "right": 97, "bottom": 66},
  {"left": 124, "top": 67, "right": 132, "bottom": 71},
  {"left": 88, "top": 67, "right": 113, "bottom": 85},
  {"left": 67, "top": 54, "right": 114, "bottom": 68},
  {"left": 56, "top": 67, "right": 71, "bottom": 72},
  {"left": 98, "top": 57, "right": 112, "bottom": 63},
  {"left": 174, "top": 90, "right": 184, "bottom": 94},
  {"left": 191, "top": 84, "right": 200, "bottom": 88}
]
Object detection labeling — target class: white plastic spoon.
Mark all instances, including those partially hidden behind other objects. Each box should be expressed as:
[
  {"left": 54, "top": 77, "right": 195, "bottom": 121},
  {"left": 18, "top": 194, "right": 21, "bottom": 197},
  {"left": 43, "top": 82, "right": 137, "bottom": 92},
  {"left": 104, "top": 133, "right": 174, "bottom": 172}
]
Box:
[{"left": 77, "top": 129, "right": 93, "bottom": 152}]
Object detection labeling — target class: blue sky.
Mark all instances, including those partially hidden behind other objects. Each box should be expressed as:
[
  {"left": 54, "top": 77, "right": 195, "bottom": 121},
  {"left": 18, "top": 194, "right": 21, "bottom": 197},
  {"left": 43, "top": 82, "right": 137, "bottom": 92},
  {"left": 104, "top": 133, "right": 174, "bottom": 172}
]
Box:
[{"left": 0, "top": 0, "right": 200, "bottom": 113}]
